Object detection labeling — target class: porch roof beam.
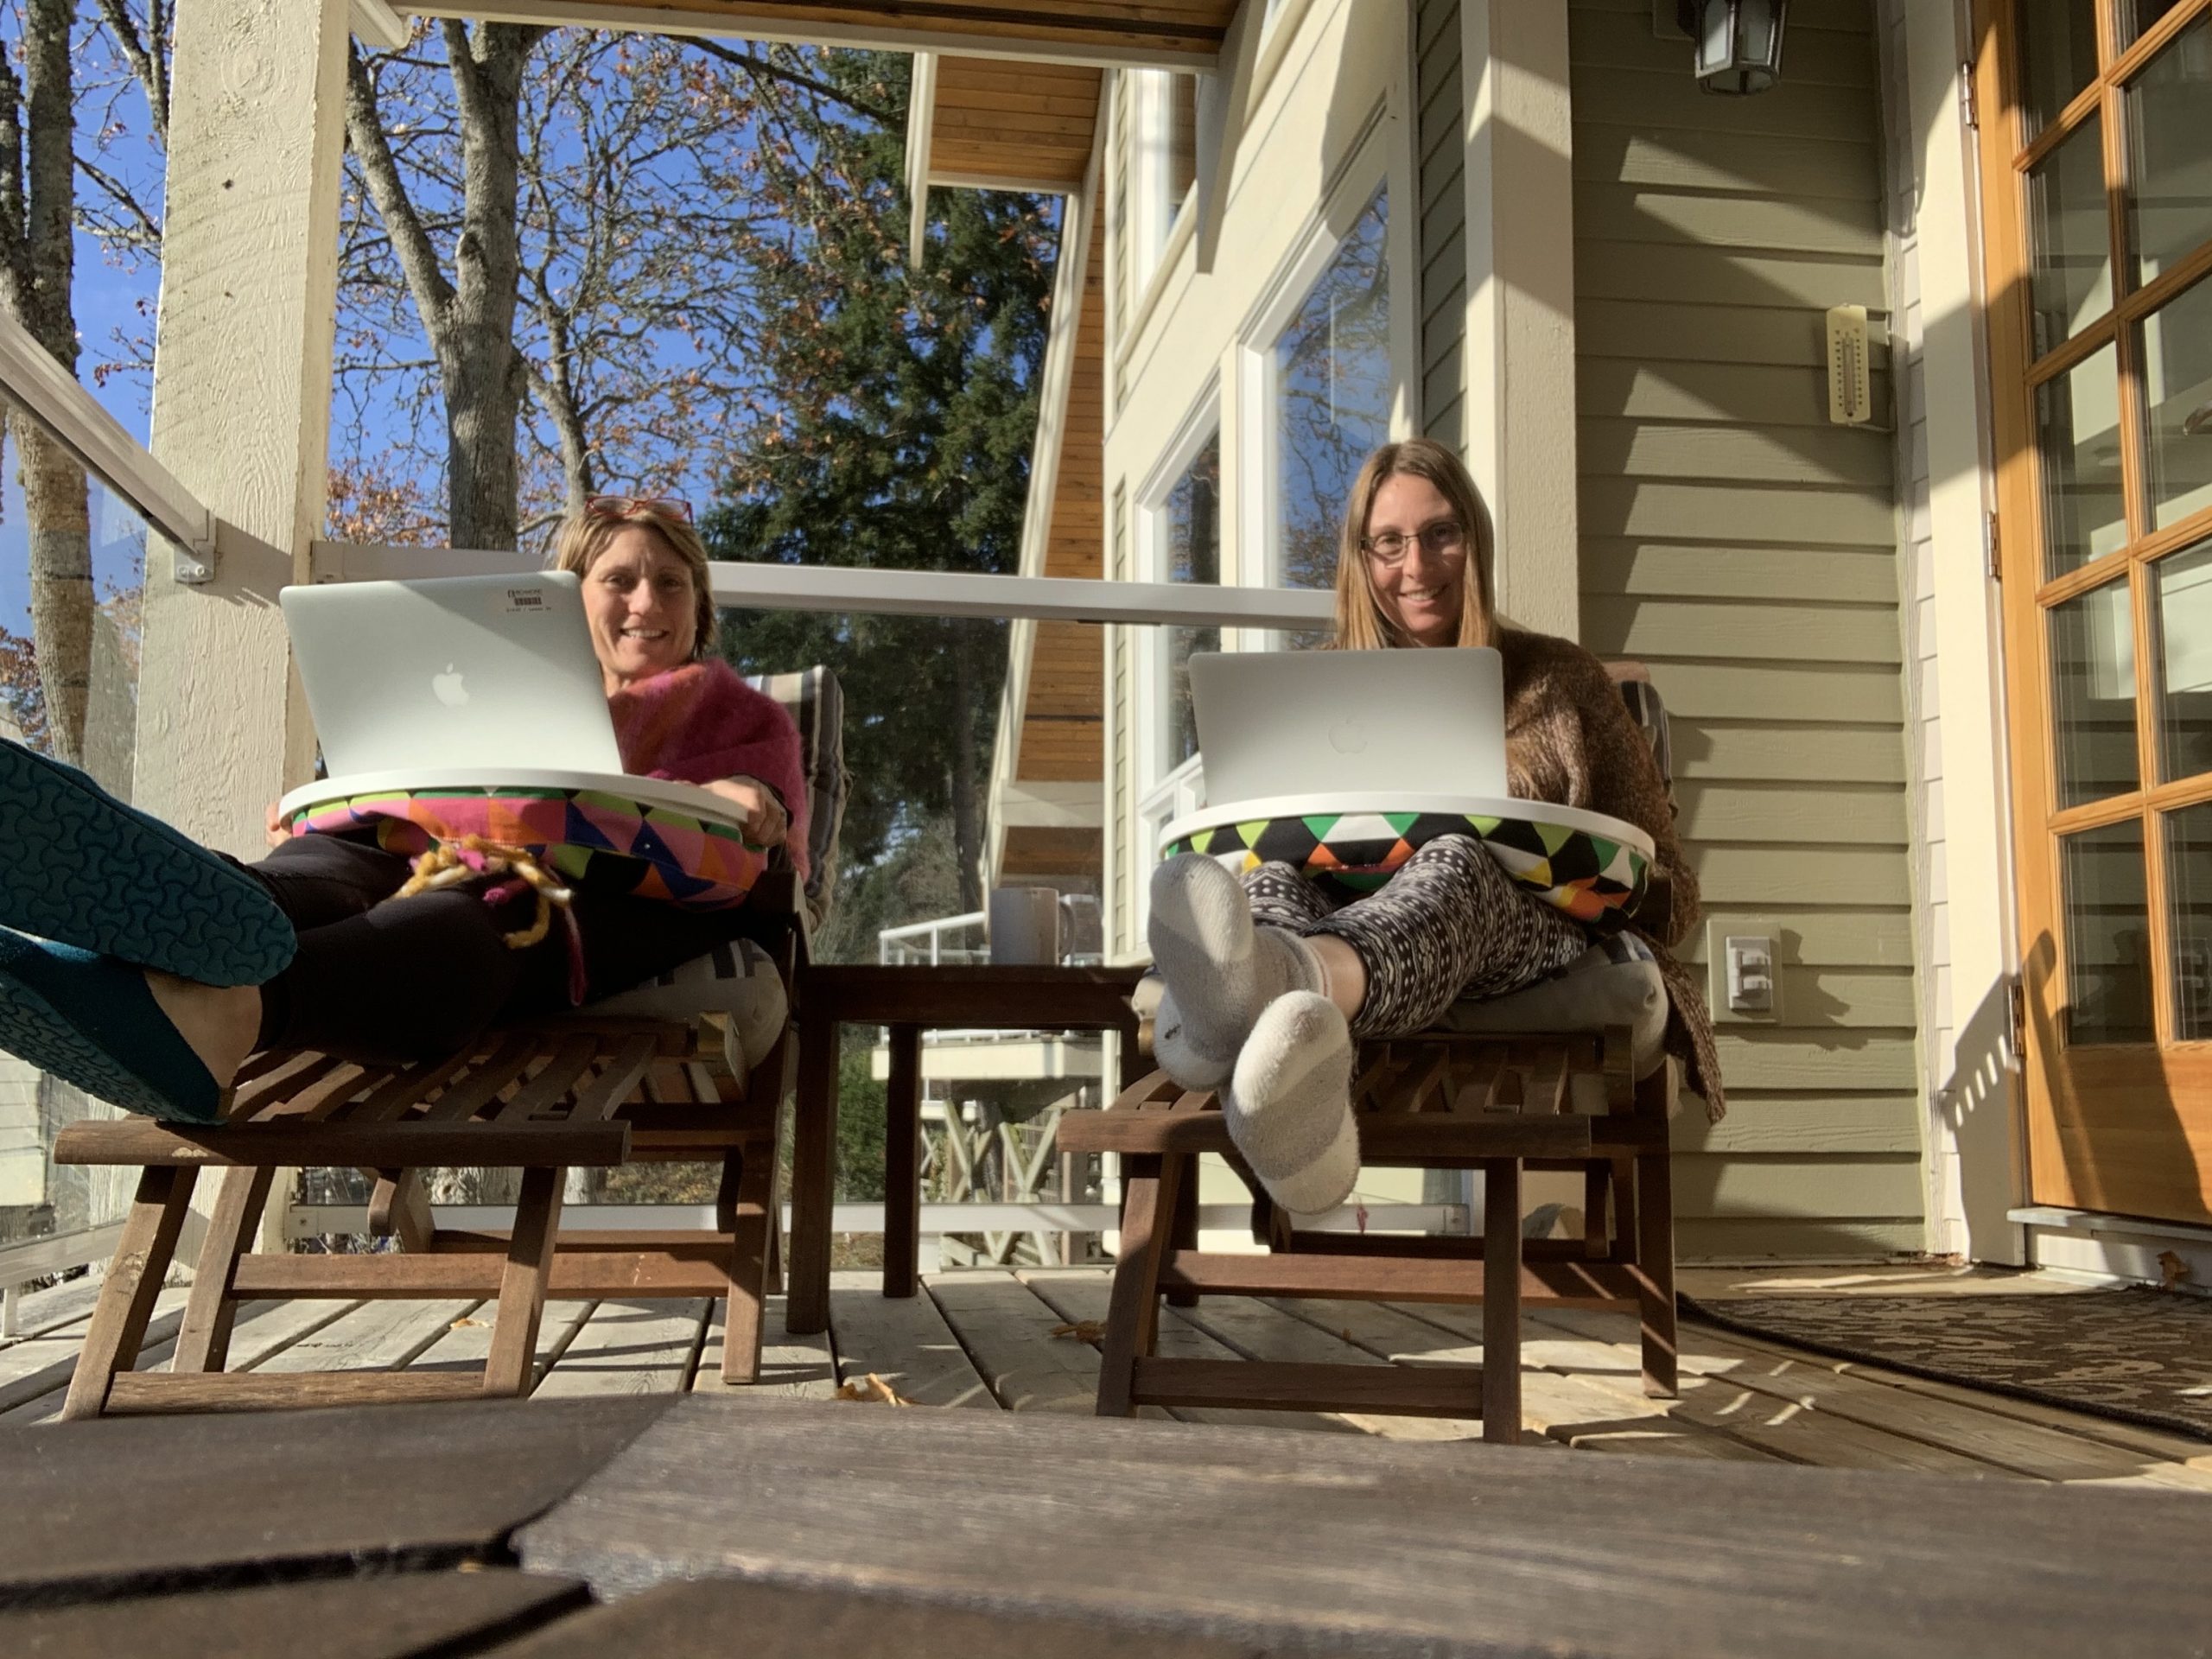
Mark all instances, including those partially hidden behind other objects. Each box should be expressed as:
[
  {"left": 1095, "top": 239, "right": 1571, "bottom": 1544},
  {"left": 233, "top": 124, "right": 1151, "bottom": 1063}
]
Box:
[
  {"left": 311, "top": 540, "right": 1336, "bottom": 630},
  {"left": 399, "top": 3, "right": 1222, "bottom": 71},
  {"left": 0, "top": 308, "right": 214, "bottom": 571}
]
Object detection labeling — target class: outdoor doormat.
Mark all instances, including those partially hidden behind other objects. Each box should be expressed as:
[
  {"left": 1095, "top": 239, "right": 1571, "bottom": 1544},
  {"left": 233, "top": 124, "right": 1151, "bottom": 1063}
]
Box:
[{"left": 1681, "top": 1289, "right": 2212, "bottom": 1442}]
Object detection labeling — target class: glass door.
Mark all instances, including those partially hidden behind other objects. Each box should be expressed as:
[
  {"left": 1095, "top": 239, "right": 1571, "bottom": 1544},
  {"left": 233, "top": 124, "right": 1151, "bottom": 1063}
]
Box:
[{"left": 1981, "top": 0, "right": 2212, "bottom": 1222}]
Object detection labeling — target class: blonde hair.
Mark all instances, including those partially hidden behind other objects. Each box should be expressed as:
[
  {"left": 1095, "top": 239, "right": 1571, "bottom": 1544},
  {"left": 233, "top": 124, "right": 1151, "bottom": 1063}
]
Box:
[
  {"left": 1330, "top": 438, "right": 1497, "bottom": 651},
  {"left": 550, "top": 499, "right": 718, "bottom": 660}
]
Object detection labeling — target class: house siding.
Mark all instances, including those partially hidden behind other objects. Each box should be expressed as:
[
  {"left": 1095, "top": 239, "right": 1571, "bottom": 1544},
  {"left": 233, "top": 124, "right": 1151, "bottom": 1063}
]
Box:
[
  {"left": 1415, "top": 0, "right": 1465, "bottom": 452},
  {"left": 1568, "top": 0, "right": 1926, "bottom": 1256}
]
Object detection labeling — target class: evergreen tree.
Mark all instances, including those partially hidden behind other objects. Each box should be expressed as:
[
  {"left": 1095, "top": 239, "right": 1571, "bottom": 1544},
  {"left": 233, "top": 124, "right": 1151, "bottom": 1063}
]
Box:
[{"left": 702, "top": 50, "right": 1055, "bottom": 911}]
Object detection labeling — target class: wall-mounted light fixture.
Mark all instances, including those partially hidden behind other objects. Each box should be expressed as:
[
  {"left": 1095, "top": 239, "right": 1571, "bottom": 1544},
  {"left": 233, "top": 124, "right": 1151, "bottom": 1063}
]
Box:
[{"left": 1675, "top": 0, "right": 1789, "bottom": 95}]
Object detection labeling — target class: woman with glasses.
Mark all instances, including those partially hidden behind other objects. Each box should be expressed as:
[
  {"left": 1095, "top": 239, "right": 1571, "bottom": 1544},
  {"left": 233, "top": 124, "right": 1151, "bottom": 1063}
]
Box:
[
  {"left": 0, "top": 495, "right": 807, "bottom": 1122},
  {"left": 1146, "top": 438, "right": 1717, "bottom": 1214}
]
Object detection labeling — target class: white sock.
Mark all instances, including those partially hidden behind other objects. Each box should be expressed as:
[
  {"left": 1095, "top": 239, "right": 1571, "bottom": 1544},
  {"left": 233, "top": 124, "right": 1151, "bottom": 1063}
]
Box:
[
  {"left": 1148, "top": 855, "right": 1323, "bottom": 1089},
  {"left": 1222, "top": 991, "right": 1359, "bottom": 1216}
]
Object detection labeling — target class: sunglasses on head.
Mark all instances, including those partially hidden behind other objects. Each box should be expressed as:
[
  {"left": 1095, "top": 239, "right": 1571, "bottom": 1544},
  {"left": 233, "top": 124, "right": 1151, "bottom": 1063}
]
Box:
[{"left": 585, "top": 494, "right": 694, "bottom": 524}]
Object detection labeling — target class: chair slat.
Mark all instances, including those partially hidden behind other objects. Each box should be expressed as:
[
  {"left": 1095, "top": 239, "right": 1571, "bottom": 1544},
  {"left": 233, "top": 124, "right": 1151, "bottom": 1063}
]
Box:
[
  {"left": 495, "top": 1037, "right": 603, "bottom": 1122},
  {"left": 569, "top": 1035, "right": 663, "bottom": 1122},
  {"left": 224, "top": 1052, "right": 346, "bottom": 1122},
  {"left": 350, "top": 1049, "right": 482, "bottom": 1125},
  {"left": 418, "top": 1034, "right": 545, "bottom": 1123}
]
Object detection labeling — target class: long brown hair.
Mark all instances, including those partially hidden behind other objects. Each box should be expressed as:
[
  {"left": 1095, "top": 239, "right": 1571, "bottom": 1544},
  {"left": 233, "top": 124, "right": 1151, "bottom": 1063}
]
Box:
[
  {"left": 1330, "top": 438, "right": 1496, "bottom": 651},
  {"left": 550, "top": 499, "right": 718, "bottom": 660}
]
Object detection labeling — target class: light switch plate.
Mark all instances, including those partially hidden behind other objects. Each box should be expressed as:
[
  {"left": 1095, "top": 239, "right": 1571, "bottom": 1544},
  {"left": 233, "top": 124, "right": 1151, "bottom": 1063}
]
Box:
[{"left": 1706, "top": 917, "right": 1783, "bottom": 1023}]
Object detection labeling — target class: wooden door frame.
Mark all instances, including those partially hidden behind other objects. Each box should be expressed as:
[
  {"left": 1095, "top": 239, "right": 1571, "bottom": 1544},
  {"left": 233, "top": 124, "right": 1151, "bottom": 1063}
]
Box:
[{"left": 1974, "top": 0, "right": 2212, "bottom": 1224}]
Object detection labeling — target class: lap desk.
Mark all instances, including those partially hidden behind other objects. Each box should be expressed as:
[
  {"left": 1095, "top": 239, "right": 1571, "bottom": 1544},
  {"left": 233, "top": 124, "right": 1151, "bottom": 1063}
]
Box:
[
  {"left": 1159, "top": 791, "right": 1656, "bottom": 933},
  {"left": 278, "top": 767, "right": 764, "bottom": 911}
]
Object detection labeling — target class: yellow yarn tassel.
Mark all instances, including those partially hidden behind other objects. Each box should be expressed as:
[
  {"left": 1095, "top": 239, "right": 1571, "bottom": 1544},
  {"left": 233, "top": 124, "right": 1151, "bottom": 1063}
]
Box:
[{"left": 396, "top": 835, "right": 574, "bottom": 950}]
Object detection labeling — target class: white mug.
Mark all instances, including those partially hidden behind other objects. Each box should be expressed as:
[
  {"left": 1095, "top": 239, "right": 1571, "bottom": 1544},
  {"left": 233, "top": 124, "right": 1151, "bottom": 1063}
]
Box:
[{"left": 988, "top": 886, "right": 1062, "bottom": 966}]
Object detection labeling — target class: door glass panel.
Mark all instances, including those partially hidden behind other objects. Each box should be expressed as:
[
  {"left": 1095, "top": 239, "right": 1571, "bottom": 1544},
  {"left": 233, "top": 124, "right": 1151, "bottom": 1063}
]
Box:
[
  {"left": 2141, "top": 270, "right": 2212, "bottom": 532},
  {"left": 2051, "top": 578, "right": 2140, "bottom": 805},
  {"left": 2017, "top": 0, "right": 2102, "bottom": 137},
  {"left": 2060, "top": 818, "right": 2154, "bottom": 1045},
  {"left": 1162, "top": 431, "right": 1220, "bottom": 771},
  {"left": 2125, "top": 12, "right": 2212, "bottom": 286},
  {"left": 2155, "top": 538, "right": 2212, "bottom": 779},
  {"left": 2166, "top": 802, "right": 2212, "bottom": 1039},
  {"left": 2038, "top": 342, "right": 2129, "bottom": 575},
  {"left": 2118, "top": 0, "right": 2188, "bottom": 52},
  {"left": 2026, "top": 118, "right": 2113, "bottom": 353}
]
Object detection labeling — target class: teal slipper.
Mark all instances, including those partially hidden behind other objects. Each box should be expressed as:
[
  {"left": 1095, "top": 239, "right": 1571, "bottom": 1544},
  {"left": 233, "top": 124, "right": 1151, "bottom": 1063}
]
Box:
[
  {"left": 0, "top": 740, "right": 295, "bottom": 987},
  {"left": 0, "top": 926, "right": 222, "bottom": 1122}
]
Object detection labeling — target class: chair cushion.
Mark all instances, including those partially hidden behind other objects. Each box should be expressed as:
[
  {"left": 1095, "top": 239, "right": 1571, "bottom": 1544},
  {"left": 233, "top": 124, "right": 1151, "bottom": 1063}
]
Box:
[
  {"left": 743, "top": 666, "right": 849, "bottom": 931},
  {"left": 1433, "top": 932, "right": 1669, "bottom": 1111},
  {"left": 582, "top": 936, "right": 788, "bottom": 1067}
]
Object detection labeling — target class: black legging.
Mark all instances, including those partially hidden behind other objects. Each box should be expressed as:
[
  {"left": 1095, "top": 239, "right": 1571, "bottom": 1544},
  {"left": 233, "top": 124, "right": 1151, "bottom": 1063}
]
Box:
[{"left": 238, "top": 835, "right": 750, "bottom": 1065}]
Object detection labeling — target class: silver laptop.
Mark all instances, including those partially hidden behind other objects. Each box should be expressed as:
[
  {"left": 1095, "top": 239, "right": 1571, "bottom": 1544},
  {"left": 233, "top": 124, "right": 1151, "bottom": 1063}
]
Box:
[
  {"left": 1188, "top": 647, "right": 1508, "bottom": 803},
  {"left": 281, "top": 571, "right": 626, "bottom": 776}
]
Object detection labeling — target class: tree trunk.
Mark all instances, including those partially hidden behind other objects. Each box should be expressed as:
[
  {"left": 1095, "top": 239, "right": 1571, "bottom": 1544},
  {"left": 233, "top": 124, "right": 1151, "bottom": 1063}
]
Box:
[
  {"left": 438, "top": 22, "right": 537, "bottom": 550},
  {"left": 16, "top": 423, "right": 92, "bottom": 761},
  {"left": 1, "top": 0, "right": 90, "bottom": 761},
  {"left": 949, "top": 628, "right": 984, "bottom": 912}
]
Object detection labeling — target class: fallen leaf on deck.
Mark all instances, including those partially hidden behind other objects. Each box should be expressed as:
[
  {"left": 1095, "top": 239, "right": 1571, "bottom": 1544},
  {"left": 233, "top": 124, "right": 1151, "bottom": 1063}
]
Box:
[
  {"left": 2159, "top": 1250, "right": 2191, "bottom": 1290},
  {"left": 449, "top": 1317, "right": 485, "bottom": 1329},
  {"left": 1051, "top": 1320, "right": 1105, "bottom": 1342},
  {"left": 837, "top": 1372, "right": 912, "bottom": 1406}
]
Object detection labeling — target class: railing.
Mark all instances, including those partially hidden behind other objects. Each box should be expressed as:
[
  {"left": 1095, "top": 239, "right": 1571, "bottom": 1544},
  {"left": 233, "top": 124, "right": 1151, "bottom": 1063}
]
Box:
[{"left": 879, "top": 911, "right": 989, "bottom": 966}]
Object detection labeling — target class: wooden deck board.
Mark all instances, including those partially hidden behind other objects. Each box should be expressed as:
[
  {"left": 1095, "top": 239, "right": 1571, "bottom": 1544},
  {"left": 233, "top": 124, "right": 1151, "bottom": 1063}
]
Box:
[
  {"left": 829, "top": 1270, "right": 996, "bottom": 1408},
  {"left": 4, "top": 1265, "right": 2207, "bottom": 1497}
]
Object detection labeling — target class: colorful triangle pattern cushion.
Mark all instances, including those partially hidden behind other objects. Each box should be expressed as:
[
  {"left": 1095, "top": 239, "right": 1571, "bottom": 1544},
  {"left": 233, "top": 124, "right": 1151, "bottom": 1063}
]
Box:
[
  {"left": 286, "top": 785, "right": 766, "bottom": 910},
  {"left": 1160, "top": 807, "right": 1649, "bottom": 929}
]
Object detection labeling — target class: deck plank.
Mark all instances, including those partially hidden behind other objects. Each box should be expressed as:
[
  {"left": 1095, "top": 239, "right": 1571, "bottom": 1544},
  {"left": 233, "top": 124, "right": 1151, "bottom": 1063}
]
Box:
[
  {"left": 1543, "top": 1306, "right": 2212, "bottom": 1491},
  {"left": 251, "top": 1297, "right": 482, "bottom": 1378},
  {"left": 0, "top": 1287, "right": 192, "bottom": 1414},
  {"left": 403, "top": 1297, "right": 594, "bottom": 1388},
  {"left": 693, "top": 1297, "right": 837, "bottom": 1400},
  {"left": 828, "top": 1270, "right": 995, "bottom": 1408},
  {"left": 924, "top": 1269, "right": 1169, "bottom": 1417},
  {"left": 1414, "top": 1302, "right": 2022, "bottom": 1475},
  {"left": 532, "top": 1298, "right": 708, "bottom": 1398},
  {"left": 1, "top": 1296, "right": 362, "bottom": 1424},
  {"left": 1019, "top": 1267, "right": 1357, "bottom": 1432}
]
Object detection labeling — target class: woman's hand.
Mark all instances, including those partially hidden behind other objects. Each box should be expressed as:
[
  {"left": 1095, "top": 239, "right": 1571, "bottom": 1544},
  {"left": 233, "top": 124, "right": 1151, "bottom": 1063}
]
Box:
[
  {"left": 264, "top": 800, "right": 289, "bottom": 849},
  {"left": 700, "top": 774, "right": 789, "bottom": 849}
]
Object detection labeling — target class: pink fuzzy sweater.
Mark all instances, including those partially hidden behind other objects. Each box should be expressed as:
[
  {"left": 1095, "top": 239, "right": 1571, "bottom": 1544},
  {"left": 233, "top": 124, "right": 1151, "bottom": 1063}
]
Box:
[{"left": 607, "top": 660, "right": 810, "bottom": 880}]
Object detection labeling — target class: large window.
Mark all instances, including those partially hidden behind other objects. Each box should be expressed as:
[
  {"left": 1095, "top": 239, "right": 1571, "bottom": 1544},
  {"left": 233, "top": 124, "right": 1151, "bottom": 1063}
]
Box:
[
  {"left": 1154, "top": 429, "right": 1222, "bottom": 773},
  {"left": 1130, "top": 71, "right": 1198, "bottom": 293},
  {"left": 1268, "top": 184, "right": 1394, "bottom": 593}
]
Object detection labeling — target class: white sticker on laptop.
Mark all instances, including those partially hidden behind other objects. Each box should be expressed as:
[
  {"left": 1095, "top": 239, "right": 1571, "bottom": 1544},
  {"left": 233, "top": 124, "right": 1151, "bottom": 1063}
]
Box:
[{"left": 491, "top": 583, "right": 556, "bottom": 618}]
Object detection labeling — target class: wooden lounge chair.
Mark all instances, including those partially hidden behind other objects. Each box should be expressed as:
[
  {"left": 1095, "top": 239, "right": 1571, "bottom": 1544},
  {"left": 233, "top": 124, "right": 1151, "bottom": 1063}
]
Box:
[
  {"left": 54, "top": 668, "right": 848, "bottom": 1420},
  {"left": 1059, "top": 664, "right": 1687, "bottom": 1442}
]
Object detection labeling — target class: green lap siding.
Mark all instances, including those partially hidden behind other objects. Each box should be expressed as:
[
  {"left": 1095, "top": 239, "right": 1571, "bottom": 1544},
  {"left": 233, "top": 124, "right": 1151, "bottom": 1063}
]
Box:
[{"left": 1568, "top": 0, "right": 1923, "bottom": 1255}]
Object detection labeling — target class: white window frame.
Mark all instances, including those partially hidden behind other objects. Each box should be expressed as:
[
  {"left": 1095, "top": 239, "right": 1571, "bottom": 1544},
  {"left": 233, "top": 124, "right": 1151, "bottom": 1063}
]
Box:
[
  {"left": 1134, "top": 385, "right": 1224, "bottom": 800},
  {"left": 1233, "top": 109, "right": 1418, "bottom": 608},
  {"left": 1129, "top": 68, "right": 1198, "bottom": 291}
]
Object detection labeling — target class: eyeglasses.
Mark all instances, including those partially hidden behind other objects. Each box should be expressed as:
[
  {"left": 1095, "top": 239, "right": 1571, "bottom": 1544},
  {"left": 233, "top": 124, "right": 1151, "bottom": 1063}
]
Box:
[
  {"left": 1360, "top": 519, "right": 1465, "bottom": 566},
  {"left": 585, "top": 494, "right": 694, "bottom": 524}
]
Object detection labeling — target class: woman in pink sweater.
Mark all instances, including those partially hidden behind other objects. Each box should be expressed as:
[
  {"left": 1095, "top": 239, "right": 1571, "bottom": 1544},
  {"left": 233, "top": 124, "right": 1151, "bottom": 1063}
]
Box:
[{"left": 0, "top": 497, "right": 805, "bottom": 1122}]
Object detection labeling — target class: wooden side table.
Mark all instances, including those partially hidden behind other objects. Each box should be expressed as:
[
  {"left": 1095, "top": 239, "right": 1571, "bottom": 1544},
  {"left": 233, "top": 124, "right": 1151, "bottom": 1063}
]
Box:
[{"left": 783, "top": 963, "right": 1147, "bottom": 1334}]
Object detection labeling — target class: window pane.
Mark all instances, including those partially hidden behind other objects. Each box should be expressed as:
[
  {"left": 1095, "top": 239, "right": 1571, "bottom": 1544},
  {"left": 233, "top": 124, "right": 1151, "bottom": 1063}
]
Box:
[
  {"left": 2166, "top": 801, "right": 2212, "bottom": 1039},
  {"left": 2118, "top": 0, "right": 2188, "bottom": 52},
  {"left": 2141, "top": 270, "right": 2212, "bottom": 533},
  {"left": 2155, "top": 538, "right": 2212, "bottom": 780},
  {"left": 1165, "top": 432, "right": 1220, "bottom": 770},
  {"left": 2017, "top": 0, "right": 2102, "bottom": 137},
  {"left": 1274, "top": 185, "right": 1392, "bottom": 594},
  {"left": 2026, "top": 118, "right": 2114, "bottom": 352},
  {"left": 2037, "top": 342, "right": 2129, "bottom": 575},
  {"left": 2060, "top": 818, "right": 2154, "bottom": 1045},
  {"left": 2051, "top": 577, "right": 2140, "bottom": 806},
  {"left": 2125, "top": 12, "right": 2212, "bottom": 286}
]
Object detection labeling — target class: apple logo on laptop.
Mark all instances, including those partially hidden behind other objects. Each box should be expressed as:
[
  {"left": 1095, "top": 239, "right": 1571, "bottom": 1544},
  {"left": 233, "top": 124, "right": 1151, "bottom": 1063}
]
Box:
[
  {"left": 432, "top": 665, "right": 470, "bottom": 708},
  {"left": 1327, "top": 715, "right": 1368, "bottom": 755}
]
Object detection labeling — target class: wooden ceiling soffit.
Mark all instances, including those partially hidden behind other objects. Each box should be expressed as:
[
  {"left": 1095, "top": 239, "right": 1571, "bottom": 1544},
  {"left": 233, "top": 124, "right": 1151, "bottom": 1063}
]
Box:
[
  {"left": 925, "top": 57, "right": 1102, "bottom": 194},
  {"left": 413, "top": 3, "right": 1232, "bottom": 70}
]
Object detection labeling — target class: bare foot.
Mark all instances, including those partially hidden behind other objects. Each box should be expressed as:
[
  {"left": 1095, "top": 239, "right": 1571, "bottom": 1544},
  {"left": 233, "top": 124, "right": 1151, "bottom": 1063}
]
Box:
[
  {"left": 144, "top": 970, "right": 263, "bottom": 1088},
  {"left": 1306, "top": 933, "right": 1369, "bottom": 1023}
]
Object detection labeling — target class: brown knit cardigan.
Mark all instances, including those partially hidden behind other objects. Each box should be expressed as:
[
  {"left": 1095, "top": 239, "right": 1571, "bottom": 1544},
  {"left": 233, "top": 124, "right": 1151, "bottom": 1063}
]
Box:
[{"left": 1497, "top": 626, "right": 1724, "bottom": 1120}]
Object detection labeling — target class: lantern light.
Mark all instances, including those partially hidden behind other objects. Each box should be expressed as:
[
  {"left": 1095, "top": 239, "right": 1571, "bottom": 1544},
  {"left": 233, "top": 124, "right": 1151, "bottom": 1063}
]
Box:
[{"left": 1675, "top": 0, "right": 1789, "bottom": 96}]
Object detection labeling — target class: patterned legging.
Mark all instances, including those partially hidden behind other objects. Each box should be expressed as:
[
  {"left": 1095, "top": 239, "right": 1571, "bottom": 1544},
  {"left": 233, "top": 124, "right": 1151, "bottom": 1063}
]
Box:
[{"left": 1242, "top": 834, "right": 1590, "bottom": 1039}]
